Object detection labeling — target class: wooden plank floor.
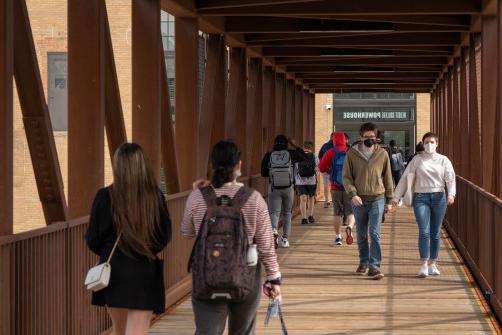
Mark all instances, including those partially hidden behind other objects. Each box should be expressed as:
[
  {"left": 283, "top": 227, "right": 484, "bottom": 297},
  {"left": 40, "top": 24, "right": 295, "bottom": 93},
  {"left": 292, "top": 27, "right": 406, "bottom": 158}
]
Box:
[{"left": 150, "top": 205, "right": 500, "bottom": 334}]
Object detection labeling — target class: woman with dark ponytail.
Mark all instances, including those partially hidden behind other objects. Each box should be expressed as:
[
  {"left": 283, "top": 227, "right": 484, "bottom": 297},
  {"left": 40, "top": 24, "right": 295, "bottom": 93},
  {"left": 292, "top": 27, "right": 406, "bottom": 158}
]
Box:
[{"left": 182, "top": 140, "right": 282, "bottom": 334}]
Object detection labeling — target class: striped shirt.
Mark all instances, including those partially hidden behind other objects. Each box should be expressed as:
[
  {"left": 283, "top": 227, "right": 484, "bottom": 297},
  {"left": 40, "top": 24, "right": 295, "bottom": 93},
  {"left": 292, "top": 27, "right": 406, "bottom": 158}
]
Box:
[{"left": 181, "top": 182, "right": 281, "bottom": 280}]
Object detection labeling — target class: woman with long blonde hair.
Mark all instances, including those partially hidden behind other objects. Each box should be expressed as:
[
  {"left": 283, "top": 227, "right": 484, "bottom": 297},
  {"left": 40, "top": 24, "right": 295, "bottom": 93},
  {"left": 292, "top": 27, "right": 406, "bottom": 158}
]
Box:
[{"left": 86, "top": 143, "right": 172, "bottom": 334}]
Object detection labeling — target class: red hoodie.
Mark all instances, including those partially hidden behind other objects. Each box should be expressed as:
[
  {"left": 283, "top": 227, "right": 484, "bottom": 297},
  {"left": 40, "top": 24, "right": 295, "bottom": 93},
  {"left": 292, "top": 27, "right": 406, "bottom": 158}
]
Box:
[{"left": 319, "top": 131, "right": 349, "bottom": 191}]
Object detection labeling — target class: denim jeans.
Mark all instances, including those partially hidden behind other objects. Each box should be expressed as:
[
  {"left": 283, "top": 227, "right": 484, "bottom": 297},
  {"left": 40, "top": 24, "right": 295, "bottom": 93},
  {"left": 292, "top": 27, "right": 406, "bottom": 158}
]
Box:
[
  {"left": 352, "top": 198, "right": 385, "bottom": 269},
  {"left": 413, "top": 192, "right": 447, "bottom": 261},
  {"left": 268, "top": 185, "right": 294, "bottom": 238}
]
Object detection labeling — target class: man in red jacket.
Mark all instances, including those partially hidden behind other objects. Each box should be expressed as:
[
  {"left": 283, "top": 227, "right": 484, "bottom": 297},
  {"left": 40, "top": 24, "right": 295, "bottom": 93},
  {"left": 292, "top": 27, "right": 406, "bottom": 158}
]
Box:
[{"left": 319, "top": 132, "right": 355, "bottom": 246}]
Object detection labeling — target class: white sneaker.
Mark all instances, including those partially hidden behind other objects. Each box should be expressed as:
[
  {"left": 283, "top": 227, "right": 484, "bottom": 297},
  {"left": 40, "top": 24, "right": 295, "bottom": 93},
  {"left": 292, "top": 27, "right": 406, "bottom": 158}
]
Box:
[
  {"left": 417, "top": 264, "right": 429, "bottom": 278},
  {"left": 281, "top": 237, "right": 290, "bottom": 248},
  {"left": 428, "top": 264, "right": 441, "bottom": 275}
]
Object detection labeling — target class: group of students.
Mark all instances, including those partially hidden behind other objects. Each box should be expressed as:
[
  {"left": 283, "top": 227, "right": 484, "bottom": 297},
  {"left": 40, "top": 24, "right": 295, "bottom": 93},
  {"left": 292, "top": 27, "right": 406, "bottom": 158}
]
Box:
[{"left": 84, "top": 120, "right": 456, "bottom": 334}]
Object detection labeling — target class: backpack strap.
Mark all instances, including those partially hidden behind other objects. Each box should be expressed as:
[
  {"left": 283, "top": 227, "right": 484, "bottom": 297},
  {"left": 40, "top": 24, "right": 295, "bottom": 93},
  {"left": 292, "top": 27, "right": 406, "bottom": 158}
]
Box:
[
  {"left": 199, "top": 186, "right": 218, "bottom": 207},
  {"left": 232, "top": 186, "right": 254, "bottom": 211}
]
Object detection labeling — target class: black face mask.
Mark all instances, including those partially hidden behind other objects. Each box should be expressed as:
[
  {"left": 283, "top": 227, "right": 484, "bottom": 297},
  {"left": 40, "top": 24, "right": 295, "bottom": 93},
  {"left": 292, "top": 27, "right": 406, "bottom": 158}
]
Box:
[{"left": 363, "top": 139, "right": 377, "bottom": 148}]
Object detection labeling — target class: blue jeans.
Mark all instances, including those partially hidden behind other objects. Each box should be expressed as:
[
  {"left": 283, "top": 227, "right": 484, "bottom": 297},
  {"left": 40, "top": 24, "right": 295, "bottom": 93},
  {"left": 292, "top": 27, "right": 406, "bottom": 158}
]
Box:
[
  {"left": 413, "top": 192, "right": 447, "bottom": 261},
  {"left": 352, "top": 199, "right": 385, "bottom": 269}
]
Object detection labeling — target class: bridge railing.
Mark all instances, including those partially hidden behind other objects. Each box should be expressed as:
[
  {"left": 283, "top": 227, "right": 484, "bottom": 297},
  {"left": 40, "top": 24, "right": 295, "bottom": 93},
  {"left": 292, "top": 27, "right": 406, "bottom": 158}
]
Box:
[
  {"left": 0, "top": 174, "right": 267, "bottom": 335},
  {"left": 445, "top": 176, "right": 502, "bottom": 323}
]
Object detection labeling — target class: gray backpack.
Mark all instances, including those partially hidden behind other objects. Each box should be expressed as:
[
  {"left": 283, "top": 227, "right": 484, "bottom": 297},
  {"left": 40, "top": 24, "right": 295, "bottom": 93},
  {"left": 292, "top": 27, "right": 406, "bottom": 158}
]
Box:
[
  {"left": 188, "top": 186, "right": 256, "bottom": 301},
  {"left": 269, "top": 150, "right": 293, "bottom": 188}
]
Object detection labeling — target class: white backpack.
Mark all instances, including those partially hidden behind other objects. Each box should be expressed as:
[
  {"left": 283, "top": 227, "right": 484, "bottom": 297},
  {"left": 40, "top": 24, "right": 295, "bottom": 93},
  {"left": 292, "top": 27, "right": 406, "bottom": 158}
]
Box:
[{"left": 269, "top": 150, "right": 293, "bottom": 188}]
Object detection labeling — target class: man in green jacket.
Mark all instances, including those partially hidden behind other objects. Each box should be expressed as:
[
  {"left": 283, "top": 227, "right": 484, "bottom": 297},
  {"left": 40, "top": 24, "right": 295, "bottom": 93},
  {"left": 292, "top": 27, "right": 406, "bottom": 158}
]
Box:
[{"left": 343, "top": 122, "right": 394, "bottom": 279}]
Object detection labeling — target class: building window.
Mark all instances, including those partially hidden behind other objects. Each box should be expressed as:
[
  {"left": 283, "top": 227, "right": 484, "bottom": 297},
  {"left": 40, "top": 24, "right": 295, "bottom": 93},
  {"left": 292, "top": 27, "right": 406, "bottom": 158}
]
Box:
[{"left": 47, "top": 52, "right": 68, "bottom": 131}]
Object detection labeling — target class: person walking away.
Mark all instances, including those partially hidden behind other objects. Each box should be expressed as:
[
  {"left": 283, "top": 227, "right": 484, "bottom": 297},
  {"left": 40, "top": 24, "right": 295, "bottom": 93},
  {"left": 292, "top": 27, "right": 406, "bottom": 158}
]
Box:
[
  {"left": 318, "top": 133, "right": 335, "bottom": 207},
  {"left": 392, "top": 132, "right": 455, "bottom": 278},
  {"left": 407, "top": 142, "right": 425, "bottom": 165},
  {"left": 261, "top": 135, "right": 308, "bottom": 248},
  {"left": 85, "top": 143, "right": 172, "bottom": 335},
  {"left": 183, "top": 141, "right": 282, "bottom": 335},
  {"left": 390, "top": 144, "right": 406, "bottom": 187},
  {"left": 319, "top": 131, "right": 355, "bottom": 246},
  {"left": 343, "top": 123, "right": 394, "bottom": 279},
  {"left": 295, "top": 140, "right": 319, "bottom": 225}
]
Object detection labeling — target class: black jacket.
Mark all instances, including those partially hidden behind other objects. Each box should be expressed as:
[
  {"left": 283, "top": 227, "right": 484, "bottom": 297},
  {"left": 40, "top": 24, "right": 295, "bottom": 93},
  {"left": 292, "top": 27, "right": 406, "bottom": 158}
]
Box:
[
  {"left": 261, "top": 143, "right": 308, "bottom": 178},
  {"left": 85, "top": 186, "right": 172, "bottom": 314}
]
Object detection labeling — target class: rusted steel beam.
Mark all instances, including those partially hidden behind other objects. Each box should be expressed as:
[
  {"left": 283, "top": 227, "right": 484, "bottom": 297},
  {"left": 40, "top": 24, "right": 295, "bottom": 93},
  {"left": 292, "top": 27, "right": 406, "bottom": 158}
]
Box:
[
  {"left": 276, "top": 73, "right": 286, "bottom": 137},
  {"left": 175, "top": 18, "right": 199, "bottom": 190},
  {"left": 15, "top": 0, "right": 67, "bottom": 222},
  {"left": 0, "top": 0, "right": 13, "bottom": 238},
  {"left": 453, "top": 61, "right": 460, "bottom": 170},
  {"left": 446, "top": 67, "right": 453, "bottom": 159},
  {"left": 309, "top": 93, "right": 315, "bottom": 144},
  {"left": 160, "top": 40, "right": 180, "bottom": 194},
  {"left": 198, "top": 34, "right": 226, "bottom": 178},
  {"left": 302, "top": 89, "right": 308, "bottom": 141},
  {"left": 103, "top": 4, "right": 126, "bottom": 159},
  {"left": 294, "top": 85, "right": 302, "bottom": 143},
  {"left": 132, "top": 0, "right": 161, "bottom": 182},
  {"left": 469, "top": 33, "right": 482, "bottom": 185},
  {"left": 198, "top": 0, "right": 481, "bottom": 16},
  {"left": 225, "top": 48, "right": 247, "bottom": 171},
  {"left": 498, "top": 1, "right": 502, "bottom": 197},
  {"left": 263, "top": 66, "right": 276, "bottom": 151},
  {"left": 248, "top": 58, "right": 263, "bottom": 175},
  {"left": 459, "top": 48, "right": 469, "bottom": 178},
  {"left": 481, "top": 16, "right": 498, "bottom": 193}
]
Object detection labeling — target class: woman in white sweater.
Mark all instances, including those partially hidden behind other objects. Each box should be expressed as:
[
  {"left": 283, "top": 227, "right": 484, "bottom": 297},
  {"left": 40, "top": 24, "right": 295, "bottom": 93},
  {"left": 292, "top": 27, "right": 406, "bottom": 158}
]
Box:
[{"left": 393, "top": 132, "right": 456, "bottom": 278}]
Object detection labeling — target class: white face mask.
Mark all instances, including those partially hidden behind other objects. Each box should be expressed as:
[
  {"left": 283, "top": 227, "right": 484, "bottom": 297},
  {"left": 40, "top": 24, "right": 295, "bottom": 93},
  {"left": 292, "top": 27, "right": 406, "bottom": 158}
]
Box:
[
  {"left": 424, "top": 143, "right": 437, "bottom": 154},
  {"left": 234, "top": 169, "right": 242, "bottom": 180}
]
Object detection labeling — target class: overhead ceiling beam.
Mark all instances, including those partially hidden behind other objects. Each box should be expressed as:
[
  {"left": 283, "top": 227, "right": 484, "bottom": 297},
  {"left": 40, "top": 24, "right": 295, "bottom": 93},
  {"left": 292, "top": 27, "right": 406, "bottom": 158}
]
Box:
[
  {"left": 196, "top": 0, "right": 322, "bottom": 10},
  {"left": 197, "top": 0, "right": 481, "bottom": 16},
  {"left": 247, "top": 32, "right": 461, "bottom": 46},
  {"left": 225, "top": 17, "right": 469, "bottom": 34},
  {"left": 286, "top": 65, "right": 443, "bottom": 73},
  {"left": 295, "top": 72, "right": 439, "bottom": 79},
  {"left": 310, "top": 83, "right": 432, "bottom": 88},
  {"left": 276, "top": 57, "right": 448, "bottom": 66},
  {"left": 303, "top": 78, "right": 435, "bottom": 84},
  {"left": 282, "top": 15, "right": 472, "bottom": 27},
  {"left": 315, "top": 88, "right": 431, "bottom": 93},
  {"left": 262, "top": 46, "right": 454, "bottom": 57}
]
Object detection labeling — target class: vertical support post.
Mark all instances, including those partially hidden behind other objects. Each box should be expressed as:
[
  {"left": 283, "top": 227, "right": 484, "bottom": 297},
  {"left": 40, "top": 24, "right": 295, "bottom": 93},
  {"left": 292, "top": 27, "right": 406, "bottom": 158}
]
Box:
[
  {"left": 68, "top": 0, "right": 104, "bottom": 218},
  {"left": 481, "top": 14, "right": 499, "bottom": 194},
  {"left": 0, "top": 0, "right": 13, "bottom": 331},
  {"left": 459, "top": 49, "right": 469, "bottom": 178},
  {"left": 498, "top": 0, "right": 502, "bottom": 196},
  {"left": 276, "top": 73, "right": 286, "bottom": 137},
  {"left": 198, "top": 34, "right": 225, "bottom": 178},
  {"left": 469, "top": 33, "right": 482, "bottom": 185},
  {"left": 264, "top": 67, "right": 275, "bottom": 153},
  {"left": 302, "top": 89, "right": 308, "bottom": 141},
  {"left": 453, "top": 59, "right": 460, "bottom": 171},
  {"left": 248, "top": 58, "right": 263, "bottom": 175},
  {"left": 160, "top": 41, "right": 180, "bottom": 194},
  {"left": 310, "top": 92, "right": 315, "bottom": 145},
  {"left": 446, "top": 67, "right": 453, "bottom": 159},
  {"left": 285, "top": 79, "right": 294, "bottom": 137},
  {"left": 294, "top": 85, "right": 302, "bottom": 143},
  {"left": 104, "top": 4, "right": 126, "bottom": 158},
  {"left": 175, "top": 18, "right": 199, "bottom": 190},
  {"left": 132, "top": 0, "right": 161, "bottom": 181},
  {"left": 225, "top": 48, "right": 247, "bottom": 172},
  {"left": 0, "top": 0, "right": 12, "bottom": 236}
]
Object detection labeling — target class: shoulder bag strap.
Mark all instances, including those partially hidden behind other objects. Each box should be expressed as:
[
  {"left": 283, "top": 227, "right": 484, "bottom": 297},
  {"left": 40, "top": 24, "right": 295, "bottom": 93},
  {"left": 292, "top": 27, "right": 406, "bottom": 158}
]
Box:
[{"left": 106, "top": 233, "right": 121, "bottom": 264}]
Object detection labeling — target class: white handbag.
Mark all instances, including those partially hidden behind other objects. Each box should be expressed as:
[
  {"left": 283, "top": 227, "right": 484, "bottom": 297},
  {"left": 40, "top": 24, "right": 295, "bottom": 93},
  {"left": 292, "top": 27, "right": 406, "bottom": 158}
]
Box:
[
  {"left": 402, "top": 173, "right": 415, "bottom": 207},
  {"left": 85, "top": 234, "right": 121, "bottom": 292}
]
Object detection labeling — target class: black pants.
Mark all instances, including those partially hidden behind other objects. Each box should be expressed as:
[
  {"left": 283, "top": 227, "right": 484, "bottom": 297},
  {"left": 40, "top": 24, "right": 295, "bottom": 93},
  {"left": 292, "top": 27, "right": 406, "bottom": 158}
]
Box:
[
  {"left": 192, "top": 267, "right": 262, "bottom": 335},
  {"left": 392, "top": 170, "right": 402, "bottom": 187}
]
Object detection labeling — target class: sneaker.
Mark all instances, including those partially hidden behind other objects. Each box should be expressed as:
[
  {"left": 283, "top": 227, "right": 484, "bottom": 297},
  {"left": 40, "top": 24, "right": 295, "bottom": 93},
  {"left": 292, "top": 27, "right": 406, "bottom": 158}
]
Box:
[
  {"left": 346, "top": 226, "right": 353, "bottom": 245},
  {"left": 301, "top": 218, "right": 309, "bottom": 225},
  {"left": 272, "top": 228, "right": 279, "bottom": 249},
  {"left": 417, "top": 264, "right": 429, "bottom": 278},
  {"left": 368, "top": 267, "right": 385, "bottom": 280},
  {"left": 324, "top": 201, "right": 330, "bottom": 208},
  {"left": 281, "top": 237, "right": 290, "bottom": 248},
  {"left": 308, "top": 216, "right": 315, "bottom": 224},
  {"left": 335, "top": 236, "right": 343, "bottom": 245},
  {"left": 428, "top": 264, "right": 440, "bottom": 276},
  {"left": 356, "top": 264, "right": 368, "bottom": 275}
]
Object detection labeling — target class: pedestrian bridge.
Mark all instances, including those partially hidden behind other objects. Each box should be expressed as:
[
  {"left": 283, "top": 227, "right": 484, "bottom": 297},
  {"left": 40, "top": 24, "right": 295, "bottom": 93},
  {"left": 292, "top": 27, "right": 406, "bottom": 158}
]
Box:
[{"left": 150, "top": 202, "right": 500, "bottom": 335}]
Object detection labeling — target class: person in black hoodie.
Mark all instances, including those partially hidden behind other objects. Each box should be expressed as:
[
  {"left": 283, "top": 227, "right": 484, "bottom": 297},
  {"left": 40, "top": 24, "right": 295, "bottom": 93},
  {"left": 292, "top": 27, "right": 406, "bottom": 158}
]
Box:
[{"left": 261, "top": 135, "right": 308, "bottom": 248}]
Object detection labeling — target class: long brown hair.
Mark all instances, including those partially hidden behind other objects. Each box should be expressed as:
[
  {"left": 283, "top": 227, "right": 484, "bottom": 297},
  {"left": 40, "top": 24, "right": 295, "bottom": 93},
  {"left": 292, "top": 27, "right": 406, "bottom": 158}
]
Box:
[{"left": 110, "top": 143, "right": 162, "bottom": 259}]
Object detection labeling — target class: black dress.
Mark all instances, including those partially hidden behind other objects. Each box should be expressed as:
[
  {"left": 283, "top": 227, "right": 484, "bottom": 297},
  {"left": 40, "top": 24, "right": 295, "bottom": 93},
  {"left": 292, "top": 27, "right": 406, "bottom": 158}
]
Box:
[{"left": 85, "top": 186, "right": 172, "bottom": 314}]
